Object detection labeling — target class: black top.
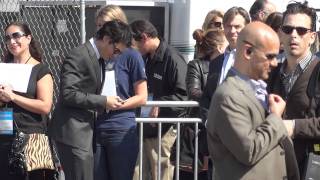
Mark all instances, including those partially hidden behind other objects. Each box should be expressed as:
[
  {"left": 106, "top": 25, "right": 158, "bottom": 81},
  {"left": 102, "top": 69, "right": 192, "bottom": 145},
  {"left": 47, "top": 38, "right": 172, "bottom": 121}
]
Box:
[
  {"left": 199, "top": 54, "right": 224, "bottom": 122},
  {"left": 186, "top": 58, "right": 210, "bottom": 117},
  {"left": 145, "top": 40, "right": 188, "bottom": 117},
  {"left": 9, "top": 63, "right": 51, "bottom": 134},
  {"left": 143, "top": 40, "right": 188, "bottom": 137}
]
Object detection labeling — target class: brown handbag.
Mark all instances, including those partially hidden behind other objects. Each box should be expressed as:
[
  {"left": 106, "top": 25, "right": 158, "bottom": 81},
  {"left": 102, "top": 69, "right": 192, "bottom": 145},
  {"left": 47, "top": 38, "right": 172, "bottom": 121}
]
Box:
[
  {"left": 9, "top": 120, "right": 55, "bottom": 175},
  {"left": 24, "top": 133, "right": 55, "bottom": 171}
]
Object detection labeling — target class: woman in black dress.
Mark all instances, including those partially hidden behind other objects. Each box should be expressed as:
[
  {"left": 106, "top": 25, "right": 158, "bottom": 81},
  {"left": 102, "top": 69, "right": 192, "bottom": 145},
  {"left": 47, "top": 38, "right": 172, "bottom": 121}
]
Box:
[{"left": 0, "top": 22, "right": 54, "bottom": 180}]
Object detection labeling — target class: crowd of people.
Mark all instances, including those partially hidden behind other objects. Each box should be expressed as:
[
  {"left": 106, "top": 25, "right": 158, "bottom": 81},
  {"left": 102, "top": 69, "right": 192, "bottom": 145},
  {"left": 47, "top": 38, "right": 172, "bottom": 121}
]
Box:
[{"left": 0, "top": 0, "right": 320, "bottom": 180}]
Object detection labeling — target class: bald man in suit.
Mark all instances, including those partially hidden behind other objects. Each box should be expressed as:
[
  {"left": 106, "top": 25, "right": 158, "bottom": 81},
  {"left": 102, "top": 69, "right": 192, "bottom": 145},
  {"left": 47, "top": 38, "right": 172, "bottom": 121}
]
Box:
[{"left": 206, "top": 22, "right": 299, "bottom": 180}]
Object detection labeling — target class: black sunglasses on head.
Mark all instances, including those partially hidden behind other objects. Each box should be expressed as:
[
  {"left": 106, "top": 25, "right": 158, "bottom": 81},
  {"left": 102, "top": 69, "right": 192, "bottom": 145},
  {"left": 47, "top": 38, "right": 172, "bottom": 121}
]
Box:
[
  {"left": 281, "top": 25, "right": 311, "bottom": 36},
  {"left": 4, "top": 32, "right": 26, "bottom": 42}
]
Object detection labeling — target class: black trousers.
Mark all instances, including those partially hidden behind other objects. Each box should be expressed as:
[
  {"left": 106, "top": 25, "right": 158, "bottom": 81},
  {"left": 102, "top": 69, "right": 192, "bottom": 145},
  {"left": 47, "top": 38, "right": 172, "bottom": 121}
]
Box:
[
  {"left": 56, "top": 142, "right": 93, "bottom": 180},
  {"left": 173, "top": 168, "right": 209, "bottom": 180}
]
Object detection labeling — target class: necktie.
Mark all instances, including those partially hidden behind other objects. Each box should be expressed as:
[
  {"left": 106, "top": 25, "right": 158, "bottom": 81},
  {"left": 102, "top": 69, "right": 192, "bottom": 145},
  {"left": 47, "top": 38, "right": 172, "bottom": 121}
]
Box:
[{"left": 99, "top": 57, "right": 106, "bottom": 86}]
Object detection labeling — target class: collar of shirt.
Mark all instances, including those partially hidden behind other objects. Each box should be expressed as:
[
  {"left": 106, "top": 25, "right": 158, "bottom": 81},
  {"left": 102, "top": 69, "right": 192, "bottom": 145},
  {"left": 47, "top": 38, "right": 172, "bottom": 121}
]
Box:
[
  {"left": 230, "top": 67, "right": 269, "bottom": 110},
  {"left": 219, "top": 49, "right": 236, "bottom": 84},
  {"left": 224, "top": 46, "right": 234, "bottom": 54},
  {"left": 89, "top": 38, "right": 100, "bottom": 59},
  {"left": 149, "top": 38, "right": 166, "bottom": 63},
  {"left": 280, "top": 51, "right": 313, "bottom": 76},
  {"left": 279, "top": 51, "right": 313, "bottom": 98}
]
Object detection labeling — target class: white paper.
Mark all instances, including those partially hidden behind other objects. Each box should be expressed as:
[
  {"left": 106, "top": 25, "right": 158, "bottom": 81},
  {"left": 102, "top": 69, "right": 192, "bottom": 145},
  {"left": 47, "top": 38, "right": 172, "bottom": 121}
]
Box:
[
  {"left": 0, "top": 63, "right": 33, "bottom": 93},
  {"left": 101, "top": 70, "right": 117, "bottom": 96}
]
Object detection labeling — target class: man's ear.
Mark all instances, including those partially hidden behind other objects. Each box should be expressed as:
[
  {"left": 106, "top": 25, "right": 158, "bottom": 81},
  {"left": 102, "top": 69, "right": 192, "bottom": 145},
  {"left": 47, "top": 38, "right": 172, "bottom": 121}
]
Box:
[
  {"left": 309, "top": 31, "right": 317, "bottom": 46},
  {"left": 103, "top": 36, "right": 113, "bottom": 44},
  {"left": 246, "top": 48, "right": 252, "bottom": 55},
  {"left": 141, "top": 33, "right": 148, "bottom": 42},
  {"left": 258, "top": 10, "right": 265, "bottom": 20},
  {"left": 243, "top": 45, "right": 253, "bottom": 60}
]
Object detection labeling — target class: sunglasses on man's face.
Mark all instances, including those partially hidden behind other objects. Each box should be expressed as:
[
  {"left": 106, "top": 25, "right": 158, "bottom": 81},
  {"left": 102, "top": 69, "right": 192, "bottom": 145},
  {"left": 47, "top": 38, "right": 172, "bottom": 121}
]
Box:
[
  {"left": 281, "top": 25, "right": 311, "bottom": 36},
  {"left": 4, "top": 32, "right": 26, "bottom": 43}
]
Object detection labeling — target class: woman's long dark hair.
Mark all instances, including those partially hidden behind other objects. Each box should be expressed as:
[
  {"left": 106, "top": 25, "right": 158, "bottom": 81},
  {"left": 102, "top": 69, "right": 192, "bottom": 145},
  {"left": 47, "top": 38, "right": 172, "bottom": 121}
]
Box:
[{"left": 3, "top": 22, "right": 43, "bottom": 63}]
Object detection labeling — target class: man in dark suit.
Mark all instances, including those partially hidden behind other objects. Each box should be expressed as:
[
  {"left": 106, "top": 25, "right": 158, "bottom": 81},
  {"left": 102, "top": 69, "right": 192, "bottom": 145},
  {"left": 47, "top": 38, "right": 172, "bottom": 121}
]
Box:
[
  {"left": 207, "top": 21, "right": 293, "bottom": 180},
  {"left": 200, "top": 7, "right": 250, "bottom": 122},
  {"left": 50, "top": 21, "right": 131, "bottom": 180}
]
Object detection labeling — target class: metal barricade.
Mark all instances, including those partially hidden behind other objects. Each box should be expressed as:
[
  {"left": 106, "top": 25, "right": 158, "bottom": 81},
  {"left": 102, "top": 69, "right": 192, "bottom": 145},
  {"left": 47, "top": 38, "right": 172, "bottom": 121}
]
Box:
[{"left": 136, "top": 101, "right": 202, "bottom": 180}]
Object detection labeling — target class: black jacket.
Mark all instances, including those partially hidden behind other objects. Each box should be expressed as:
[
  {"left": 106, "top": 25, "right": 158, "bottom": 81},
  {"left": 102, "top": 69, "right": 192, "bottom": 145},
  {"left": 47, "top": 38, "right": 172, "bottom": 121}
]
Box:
[
  {"left": 199, "top": 54, "right": 224, "bottom": 122},
  {"left": 144, "top": 40, "right": 188, "bottom": 138},
  {"left": 186, "top": 59, "right": 210, "bottom": 116}
]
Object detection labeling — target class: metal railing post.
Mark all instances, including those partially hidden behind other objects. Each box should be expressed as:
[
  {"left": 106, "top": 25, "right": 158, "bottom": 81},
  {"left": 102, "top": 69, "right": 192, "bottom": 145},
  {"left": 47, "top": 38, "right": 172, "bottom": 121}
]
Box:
[
  {"left": 194, "top": 122, "right": 199, "bottom": 180},
  {"left": 157, "top": 123, "right": 162, "bottom": 180},
  {"left": 80, "top": 0, "right": 86, "bottom": 44},
  {"left": 139, "top": 123, "right": 143, "bottom": 180},
  {"left": 175, "top": 122, "right": 181, "bottom": 180},
  {"left": 136, "top": 101, "right": 201, "bottom": 180}
]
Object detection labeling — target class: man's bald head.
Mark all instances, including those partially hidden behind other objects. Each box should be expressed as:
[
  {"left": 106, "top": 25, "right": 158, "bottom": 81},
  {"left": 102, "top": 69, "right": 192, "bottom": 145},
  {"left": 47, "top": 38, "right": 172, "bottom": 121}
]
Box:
[
  {"left": 237, "top": 21, "right": 279, "bottom": 49},
  {"left": 234, "top": 21, "right": 280, "bottom": 80}
]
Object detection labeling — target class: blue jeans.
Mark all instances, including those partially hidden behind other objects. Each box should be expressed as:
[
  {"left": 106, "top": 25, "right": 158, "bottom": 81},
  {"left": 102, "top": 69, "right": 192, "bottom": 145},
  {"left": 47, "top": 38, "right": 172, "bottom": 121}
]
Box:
[{"left": 94, "top": 127, "right": 138, "bottom": 180}]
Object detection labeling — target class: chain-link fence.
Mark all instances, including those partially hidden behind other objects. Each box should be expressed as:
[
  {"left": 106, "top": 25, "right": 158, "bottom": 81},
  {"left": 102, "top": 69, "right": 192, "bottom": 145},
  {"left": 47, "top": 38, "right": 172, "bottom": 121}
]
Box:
[
  {"left": 0, "top": 0, "right": 82, "bottom": 109},
  {"left": 0, "top": 0, "right": 172, "bottom": 110}
]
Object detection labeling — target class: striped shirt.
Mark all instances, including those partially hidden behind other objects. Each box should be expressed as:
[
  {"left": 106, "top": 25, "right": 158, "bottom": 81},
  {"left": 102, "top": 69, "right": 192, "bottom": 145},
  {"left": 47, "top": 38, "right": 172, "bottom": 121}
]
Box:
[{"left": 280, "top": 52, "right": 313, "bottom": 99}]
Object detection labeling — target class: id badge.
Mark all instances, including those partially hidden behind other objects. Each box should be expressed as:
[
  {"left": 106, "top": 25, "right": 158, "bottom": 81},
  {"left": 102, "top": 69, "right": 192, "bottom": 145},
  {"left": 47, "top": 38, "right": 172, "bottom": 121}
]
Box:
[{"left": 0, "top": 108, "right": 13, "bottom": 135}]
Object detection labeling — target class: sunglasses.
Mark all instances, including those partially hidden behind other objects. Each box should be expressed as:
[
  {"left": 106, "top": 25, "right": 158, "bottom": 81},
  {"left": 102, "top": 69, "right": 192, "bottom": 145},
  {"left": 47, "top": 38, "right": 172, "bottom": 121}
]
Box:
[
  {"left": 213, "top": 22, "right": 222, "bottom": 28},
  {"left": 243, "top": 40, "right": 278, "bottom": 60},
  {"left": 281, "top": 25, "right": 311, "bottom": 36},
  {"left": 208, "top": 21, "right": 222, "bottom": 28},
  {"left": 4, "top": 32, "right": 26, "bottom": 43}
]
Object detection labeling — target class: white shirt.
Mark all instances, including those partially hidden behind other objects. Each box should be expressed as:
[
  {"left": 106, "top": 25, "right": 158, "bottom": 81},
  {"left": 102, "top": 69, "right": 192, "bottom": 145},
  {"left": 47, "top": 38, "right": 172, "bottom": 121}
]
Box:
[
  {"left": 89, "top": 38, "right": 104, "bottom": 82},
  {"left": 89, "top": 38, "right": 100, "bottom": 59},
  {"left": 219, "top": 49, "right": 236, "bottom": 84}
]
